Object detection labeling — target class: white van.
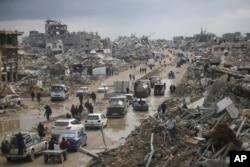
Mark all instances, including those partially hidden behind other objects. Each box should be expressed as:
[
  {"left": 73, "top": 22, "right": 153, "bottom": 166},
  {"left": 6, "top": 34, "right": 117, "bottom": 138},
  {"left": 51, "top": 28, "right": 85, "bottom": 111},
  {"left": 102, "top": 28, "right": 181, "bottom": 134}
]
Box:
[
  {"left": 147, "top": 58, "right": 155, "bottom": 66},
  {"left": 50, "top": 84, "right": 69, "bottom": 101}
]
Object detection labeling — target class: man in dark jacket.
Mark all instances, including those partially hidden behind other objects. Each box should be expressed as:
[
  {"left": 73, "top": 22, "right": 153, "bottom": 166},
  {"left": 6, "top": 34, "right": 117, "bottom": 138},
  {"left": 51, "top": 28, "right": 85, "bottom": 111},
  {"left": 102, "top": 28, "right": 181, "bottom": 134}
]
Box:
[
  {"left": 161, "top": 102, "right": 167, "bottom": 114},
  {"left": 16, "top": 132, "right": 24, "bottom": 155},
  {"left": 48, "top": 136, "right": 58, "bottom": 150},
  {"left": 37, "top": 122, "right": 45, "bottom": 137},
  {"left": 44, "top": 105, "right": 52, "bottom": 121}
]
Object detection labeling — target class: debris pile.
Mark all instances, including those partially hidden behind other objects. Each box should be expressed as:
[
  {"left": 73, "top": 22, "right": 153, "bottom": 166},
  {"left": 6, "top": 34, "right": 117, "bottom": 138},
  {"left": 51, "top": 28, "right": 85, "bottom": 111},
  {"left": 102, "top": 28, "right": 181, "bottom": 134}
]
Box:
[{"left": 88, "top": 50, "right": 250, "bottom": 166}]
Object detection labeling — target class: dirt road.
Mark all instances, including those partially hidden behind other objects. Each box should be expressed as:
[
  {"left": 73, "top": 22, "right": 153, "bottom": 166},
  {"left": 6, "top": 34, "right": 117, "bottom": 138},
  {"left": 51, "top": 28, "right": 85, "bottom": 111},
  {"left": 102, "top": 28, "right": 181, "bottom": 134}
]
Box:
[{"left": 0, "top": 49, "right": 191, "bottom": 166}]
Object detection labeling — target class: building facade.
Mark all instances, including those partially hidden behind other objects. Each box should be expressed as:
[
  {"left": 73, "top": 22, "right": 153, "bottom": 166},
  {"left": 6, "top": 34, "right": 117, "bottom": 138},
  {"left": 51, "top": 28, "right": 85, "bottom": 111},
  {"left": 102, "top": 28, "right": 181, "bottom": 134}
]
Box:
[{"left": 0, "top": 30, "right": 23, "bottom": 82}]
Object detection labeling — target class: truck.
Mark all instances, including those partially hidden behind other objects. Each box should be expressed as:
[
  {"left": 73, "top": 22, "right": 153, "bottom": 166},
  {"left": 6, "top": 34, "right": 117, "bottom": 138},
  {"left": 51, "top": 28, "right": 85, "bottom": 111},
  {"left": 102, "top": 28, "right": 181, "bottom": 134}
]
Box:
[
  {"left": 1, "top": 132, "right": 47, "bottom": 162},
  {"left": 154, "top": 83, "right": 166, "bottom": 96},
  {"left": 106, "top": 96, "right": 128, "bottom": 117},
  {"left": 134, "top": 80, "right": 151, "bottom": 98},
  {"left": 149, "top": 76, "right": 162, "bottom": 88},
  {"left": 147, "top": 58, "right": 155, "bottom": 67},
  {"left": 50, "top": 84, "right": 69, "bottom": 101}
]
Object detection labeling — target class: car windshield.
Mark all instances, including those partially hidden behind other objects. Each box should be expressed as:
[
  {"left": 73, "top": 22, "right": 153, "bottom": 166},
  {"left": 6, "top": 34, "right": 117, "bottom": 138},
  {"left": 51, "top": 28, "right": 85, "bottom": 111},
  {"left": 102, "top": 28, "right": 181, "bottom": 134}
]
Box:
[
  {"left": 51, "top": 86, "right": 64, "bottom": 92},
  {"left": 54, "top": 122, "right": 69, "bottom": 126},
  {"left": 87, "top": 115, "right": 99, "bottom": 120}
]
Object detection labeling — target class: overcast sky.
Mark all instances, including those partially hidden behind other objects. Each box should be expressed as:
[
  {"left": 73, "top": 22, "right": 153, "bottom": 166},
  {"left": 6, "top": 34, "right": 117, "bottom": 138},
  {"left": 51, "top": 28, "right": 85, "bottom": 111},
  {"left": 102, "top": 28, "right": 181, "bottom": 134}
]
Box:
[{"left": 0, "top": 0, "right": 250, "bottom": 40}]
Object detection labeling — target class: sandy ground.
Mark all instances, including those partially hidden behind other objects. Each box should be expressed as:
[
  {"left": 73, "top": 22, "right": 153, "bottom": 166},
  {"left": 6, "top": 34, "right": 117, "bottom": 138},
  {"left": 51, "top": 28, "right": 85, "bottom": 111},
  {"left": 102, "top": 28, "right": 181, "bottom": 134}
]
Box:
[{"left": 0, "top": 49, "right": 191, "bottom": 166}]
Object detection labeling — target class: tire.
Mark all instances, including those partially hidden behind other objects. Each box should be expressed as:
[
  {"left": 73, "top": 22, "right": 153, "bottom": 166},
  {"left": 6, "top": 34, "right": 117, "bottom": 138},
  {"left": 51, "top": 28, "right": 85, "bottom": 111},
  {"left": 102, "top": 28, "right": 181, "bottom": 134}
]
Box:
[
  {"left": 44, "top": 155, "right": 49, "bottom": 164},
  {"left": 28, "top": 150, "right": 35, "bottom": 162},
  {"left": 59, "top": 153, "right": 64, "bottom": 163},
  {"left": 63, "top": 151, "right": 68, "bottom": 161}
]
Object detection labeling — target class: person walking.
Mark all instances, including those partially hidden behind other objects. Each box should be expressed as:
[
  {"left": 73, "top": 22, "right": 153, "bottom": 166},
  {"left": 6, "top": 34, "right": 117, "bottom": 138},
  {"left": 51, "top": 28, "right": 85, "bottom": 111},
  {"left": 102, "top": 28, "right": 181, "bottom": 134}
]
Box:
[
  {"left": 37, "top": 92, "right": 41, "bottom": 103},
  {"left": 31, "top": 91, "right": 35, "bottom": 101},
  {"left": 79, "top": 93, "right": 83, "bottom": 105},
  {"left": 91, "top": 92, "right": 96, "bottom": 103},
  {"left": 89, "top": 103, "right": 93, "bottom": 113},
  {"left": 161, "top": 102, "right": 167, "bottom": 114},
  {"left": 132, "top": 75, "right": 135, "bottom": 81},
  {"left": 84, "top": 100, "right": 90, "bottom": 113},
  {"left": 126, "top": 87, "right": 130, "bottom": 93},
  {"left": 70, "top": 104, "right": 75, "bottom": 117},
  {"left": 129, "top": 74, "right": 132, "bottom": 81},
  {"left": 37, "top": 122, "right": 45, "bottom": 137},
  {"left": 44, "top": 104, "right": 52, "bottom": 121},
  {"left": 78, "top": 103, "right": 84, "bottom": 117}
]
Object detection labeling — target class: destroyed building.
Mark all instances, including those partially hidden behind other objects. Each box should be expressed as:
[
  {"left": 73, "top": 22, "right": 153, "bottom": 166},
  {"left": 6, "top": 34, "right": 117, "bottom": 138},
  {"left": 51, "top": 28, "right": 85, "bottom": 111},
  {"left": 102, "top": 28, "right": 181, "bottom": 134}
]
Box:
[
  {"left": 0, "top": 30, "right": 23, "bottom": 82},
  {"left": 23, "top": 19, "right": 111, "bottom": 56}
]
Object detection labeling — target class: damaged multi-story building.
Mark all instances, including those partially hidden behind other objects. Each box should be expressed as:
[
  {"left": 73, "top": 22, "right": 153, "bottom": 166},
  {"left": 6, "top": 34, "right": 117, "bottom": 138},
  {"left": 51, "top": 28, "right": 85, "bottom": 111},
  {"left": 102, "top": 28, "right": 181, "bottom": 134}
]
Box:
[
  {"left": 23, "top": 19, "right": 111, "bottom": 56},
  {"left": 0, "top": 30, "right": 23, "bottom": 82}
]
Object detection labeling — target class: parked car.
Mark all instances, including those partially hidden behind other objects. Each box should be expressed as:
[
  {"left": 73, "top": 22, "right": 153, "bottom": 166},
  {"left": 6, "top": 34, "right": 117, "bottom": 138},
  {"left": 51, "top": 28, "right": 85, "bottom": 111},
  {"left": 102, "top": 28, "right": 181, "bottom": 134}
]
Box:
[
  {"left": 85, "top": 113, "right": 108, "bottom": 129},
  {"left": 58, "top": 130, "right": 87, "bottom": 151},
  {"left": 52, "top": 118, "right": 85, "bottom": 138},
  {"left": 0, "top": 94, "right": 23, "bottom": 108},
  {"left": 75, "top": 86, "right": 91, "bottom": 97},
  {"left": 133, "top": 98, "right": 149, "bottom": 111},
  {"left": 98, "top": 84, "right": 108, "bottom": 92},
  {"left": 1, "top": 132, "right": 47, "bottom": 162}
]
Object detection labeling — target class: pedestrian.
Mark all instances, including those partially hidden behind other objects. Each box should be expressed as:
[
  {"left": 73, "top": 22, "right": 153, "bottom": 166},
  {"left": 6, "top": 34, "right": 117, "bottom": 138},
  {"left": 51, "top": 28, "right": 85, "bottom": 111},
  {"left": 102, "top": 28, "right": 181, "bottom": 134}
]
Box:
[
  {"left": 126, "top": 87, "right": 130, "bottom": 93},
  {"left": 37, "top": 92, "right": 41, "bottom": 103},
  {"left": 79, "top": 93, "right": 83, "bottom": 105},
  {"left": 132, "top": 75, "right": 135, "bottom": 81},
  {"left": 16, "top": 132, "right": 24, "bottom": 155},
  {"left": 75, "top": 105, "right": 79, "bottom": 117},
  {"left": 129, "top": 74, "right": 132, "bottom": 80},
  {"left": 1, "top": 140, "right": 10, "bottom": 154},
  {"left": 48, "top": 136, "right": 58, "bottom": 150},
  {"left": 44, "top": 104, "right": 52, "bottom": 121},
  {"left": 31, "top": 91, "right": 35, "bottom": 101},
  {"left": 78, "top": 103, "right": 84, "bottom": 117},
  {"left": 84, "top": 100, "right": 90, "bottom": 113},
  {"left": 70, "top": 104, "right": 75, "bottom": 117},
  {"left": 89, "top": 103, "right": 93, "bottom": 113},
  {"left": 37, "top": 122, "right": 45, "bottom": 138},
  {"left": 157, "top": 105, "right": 162, "bottom": 113},
  {"left": 60, "top": 137, "right": 69, "bottom": 150},
  {"left": 91, "top": 92, "right": 96, "bottom": 102},
  {"left": 161, "top": 102, "right": 167, "bottom": 114}
]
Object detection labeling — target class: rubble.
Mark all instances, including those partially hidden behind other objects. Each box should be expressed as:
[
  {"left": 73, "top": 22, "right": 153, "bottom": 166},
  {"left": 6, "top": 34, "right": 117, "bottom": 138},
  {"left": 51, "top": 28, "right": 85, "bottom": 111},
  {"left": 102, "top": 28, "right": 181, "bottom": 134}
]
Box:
[{"left": 86, "top": 41, "right": 250, "bottom": 167}]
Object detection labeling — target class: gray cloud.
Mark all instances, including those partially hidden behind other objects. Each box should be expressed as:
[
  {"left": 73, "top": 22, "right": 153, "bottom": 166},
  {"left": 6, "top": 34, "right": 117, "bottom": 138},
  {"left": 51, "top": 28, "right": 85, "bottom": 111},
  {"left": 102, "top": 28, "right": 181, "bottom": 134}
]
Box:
[{"left": 0, "top": 0, "right": 250, "bottom": 39}]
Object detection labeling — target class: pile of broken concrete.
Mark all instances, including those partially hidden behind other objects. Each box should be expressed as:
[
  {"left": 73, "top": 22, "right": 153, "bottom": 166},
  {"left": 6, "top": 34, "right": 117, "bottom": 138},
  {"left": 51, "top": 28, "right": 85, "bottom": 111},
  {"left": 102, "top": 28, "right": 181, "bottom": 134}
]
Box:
[{"left": 88, "top": 58, "right": 250, "bottom": 167}]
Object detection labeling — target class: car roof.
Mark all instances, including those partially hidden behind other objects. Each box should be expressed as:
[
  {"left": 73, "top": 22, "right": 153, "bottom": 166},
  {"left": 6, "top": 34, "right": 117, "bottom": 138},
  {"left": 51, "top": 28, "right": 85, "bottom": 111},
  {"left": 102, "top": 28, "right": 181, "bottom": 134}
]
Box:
[
  {"left": 6, "top": 132, "right": 37, "bottom": 137},
  {"left": 125, "top": 93, "right": 133, "bottom": 96},
  {"left": 135, "top": 98, "right": 147, "bottom": 101},
  {"left": 55, "top": 118, "right": 77, "bottom": 122},
  {"left": 87, "top": 113, "right": 103, "bottom": 116},
  {"left": 6, "top": 94, "right": 20, "bottom": 97}
]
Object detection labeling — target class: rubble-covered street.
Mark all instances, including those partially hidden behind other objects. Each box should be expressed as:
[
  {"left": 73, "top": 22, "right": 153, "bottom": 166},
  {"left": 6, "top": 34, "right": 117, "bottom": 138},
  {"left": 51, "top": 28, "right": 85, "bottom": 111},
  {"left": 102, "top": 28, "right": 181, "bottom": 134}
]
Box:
[{"left": 1, "top": 2, "right": 250, "bottom": 166}]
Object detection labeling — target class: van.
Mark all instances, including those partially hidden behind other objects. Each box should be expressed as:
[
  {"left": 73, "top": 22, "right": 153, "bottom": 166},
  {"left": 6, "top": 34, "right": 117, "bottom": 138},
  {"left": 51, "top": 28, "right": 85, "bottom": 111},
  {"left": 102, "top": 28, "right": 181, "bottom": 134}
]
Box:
[
  {"left": 50, "top": 84, "right": 69, "bottom": 101},
  {"left": 147, "top": 59, "right": 155, "bottom": 67}
]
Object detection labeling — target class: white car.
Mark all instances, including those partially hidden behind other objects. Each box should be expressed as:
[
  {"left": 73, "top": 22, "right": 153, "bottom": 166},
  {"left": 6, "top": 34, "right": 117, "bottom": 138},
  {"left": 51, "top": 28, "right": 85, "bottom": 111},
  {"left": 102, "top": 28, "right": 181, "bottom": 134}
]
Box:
[
  {"left": 75, "top": 86, "right": 91, "bottom": 97},
  {"left": 98, "top": 84, "right": 109, "bottom": 92},
  {"left": 51, "top": 118, "right": 85, "bottom": 138},
  {"left": 85, "top": 113, "right": 108, "bottom": 129}
]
